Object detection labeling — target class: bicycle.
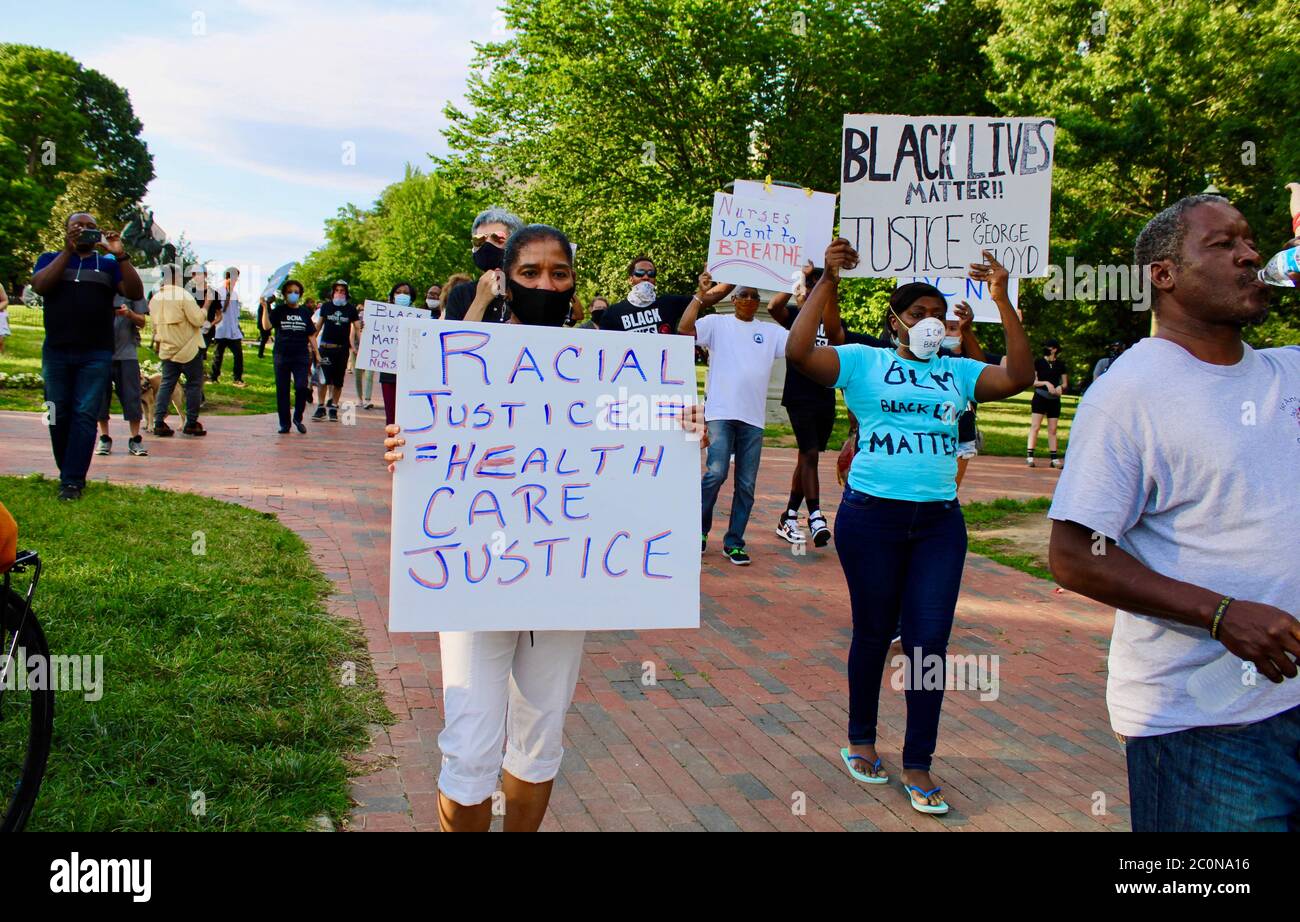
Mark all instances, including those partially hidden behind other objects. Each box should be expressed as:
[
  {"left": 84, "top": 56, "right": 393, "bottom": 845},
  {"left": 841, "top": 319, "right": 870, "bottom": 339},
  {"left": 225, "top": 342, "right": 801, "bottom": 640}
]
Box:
[{"left": 0, "top": 551, "right": 53, "bottom": 832}]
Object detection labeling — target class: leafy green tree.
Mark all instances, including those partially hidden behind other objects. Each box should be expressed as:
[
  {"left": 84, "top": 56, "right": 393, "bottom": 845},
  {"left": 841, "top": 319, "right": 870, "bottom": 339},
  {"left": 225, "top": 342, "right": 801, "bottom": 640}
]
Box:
[
  {"left": 986, "top": 0, "right": 1300, "bottom": 370},
  {"left": 0, "top": 44, "right": 154, "bottom": 288},
  {"left": 356, "top": 165, "right": 484, "bottom": 298},
  {"left": 295, "top": 204, "right": 378, "bottom": 303},
  {"left": 438, "top": 0, "right": 998, "bottom": 301}
]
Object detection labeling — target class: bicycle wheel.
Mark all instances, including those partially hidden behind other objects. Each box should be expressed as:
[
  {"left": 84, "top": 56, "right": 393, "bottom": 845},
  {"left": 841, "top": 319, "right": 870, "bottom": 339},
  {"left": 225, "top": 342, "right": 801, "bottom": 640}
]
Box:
[{"left": 0, "top": 584, "right": 54, "bottom": 832}]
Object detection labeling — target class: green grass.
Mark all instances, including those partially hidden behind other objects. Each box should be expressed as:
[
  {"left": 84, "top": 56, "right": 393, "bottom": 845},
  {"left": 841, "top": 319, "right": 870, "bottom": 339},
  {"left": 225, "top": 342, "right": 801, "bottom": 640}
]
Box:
[
  {"left": 0, "top": 474, "right": 389, "bottom": 830},
  {"left": 0, "top": 304, "right": 281, "bottom": 414},
  {"left": 694, "top": 361, "right": 1078, "bottom": 457},
  {"left": 962, "top": 496, "right": 1054, "bottom": 581}
]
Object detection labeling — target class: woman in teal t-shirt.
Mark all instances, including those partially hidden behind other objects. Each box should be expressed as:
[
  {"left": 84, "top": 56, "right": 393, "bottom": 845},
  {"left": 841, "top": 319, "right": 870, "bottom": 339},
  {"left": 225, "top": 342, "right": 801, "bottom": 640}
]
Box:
[{"left": 787, "top": 239, "right": 1033, "bottom": 815}]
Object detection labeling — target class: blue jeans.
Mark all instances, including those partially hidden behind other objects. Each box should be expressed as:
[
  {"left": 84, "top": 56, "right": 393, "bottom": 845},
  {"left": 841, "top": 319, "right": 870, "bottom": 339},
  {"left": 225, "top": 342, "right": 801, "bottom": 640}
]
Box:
[
  {"left": 42, "top": 345, "right": 112, "bottom": 489},
  {"left": 1126, "top": 703, "right": 1300, "bottom": 831},
  {"left": 701, "top": 419, "right": 763, "bottom": 550},
  {"left": 834, "top": 487, "right": 967, "bottom": 771}
]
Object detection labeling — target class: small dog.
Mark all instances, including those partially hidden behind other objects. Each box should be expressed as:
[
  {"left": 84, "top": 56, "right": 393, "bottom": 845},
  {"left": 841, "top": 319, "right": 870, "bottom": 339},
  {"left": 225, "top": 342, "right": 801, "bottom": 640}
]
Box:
[{"left": 139, "top": 373, "right": 182, "bottom": 424}]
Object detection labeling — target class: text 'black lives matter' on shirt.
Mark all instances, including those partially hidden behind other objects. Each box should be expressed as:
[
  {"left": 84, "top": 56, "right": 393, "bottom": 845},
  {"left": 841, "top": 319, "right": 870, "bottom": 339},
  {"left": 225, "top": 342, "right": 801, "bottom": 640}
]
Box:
[
  {"left": 270, "top": 304, "right": 315, "bottom": 354},
  {"left": 776, "top": 304, "right": 836, "bottom": 409},
  {"left": 318, "top": 302, "right": 358, "bottom": 347},
  {"left": 598, "top": 295, "right": 692, "bottom": 334}
]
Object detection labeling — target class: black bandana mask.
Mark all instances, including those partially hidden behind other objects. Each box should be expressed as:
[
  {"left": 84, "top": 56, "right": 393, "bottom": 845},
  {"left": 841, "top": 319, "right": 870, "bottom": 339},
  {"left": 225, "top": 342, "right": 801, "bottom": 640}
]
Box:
[{"left": 506, "top": 279, "right": 572, "bottom": 326}]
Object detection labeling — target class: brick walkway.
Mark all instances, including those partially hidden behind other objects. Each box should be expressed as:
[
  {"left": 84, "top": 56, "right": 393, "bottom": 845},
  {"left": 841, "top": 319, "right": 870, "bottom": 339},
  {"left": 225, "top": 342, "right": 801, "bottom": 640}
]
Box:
[{"left": 0, "top": 394, "right": 1129, "bottom": 832}]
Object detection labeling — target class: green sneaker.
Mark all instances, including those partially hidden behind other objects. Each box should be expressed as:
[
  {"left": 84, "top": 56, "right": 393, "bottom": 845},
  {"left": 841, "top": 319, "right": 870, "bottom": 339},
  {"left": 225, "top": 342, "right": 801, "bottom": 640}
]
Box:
[{"left": 724, "top": 547, "right": 751, "bottom": 566}]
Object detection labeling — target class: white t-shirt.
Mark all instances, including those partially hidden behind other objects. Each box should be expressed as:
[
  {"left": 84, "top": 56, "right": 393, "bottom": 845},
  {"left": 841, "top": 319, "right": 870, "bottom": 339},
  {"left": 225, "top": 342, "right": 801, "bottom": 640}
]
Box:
[
  {"left": 1049, "top": 337, "right": 1300, "bottom": 736},
  {"left": 695, "top": 315, "right": 789, "bottom": 429}
]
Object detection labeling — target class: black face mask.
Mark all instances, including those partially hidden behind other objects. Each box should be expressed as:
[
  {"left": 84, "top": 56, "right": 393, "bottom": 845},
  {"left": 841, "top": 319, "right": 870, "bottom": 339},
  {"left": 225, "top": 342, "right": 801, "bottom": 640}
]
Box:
[
  {"left": 506, "top": 279, "right": 572, "bottom": 326},
  {"left": 472, "top": 243, "right": 503, "bottom": 272}
]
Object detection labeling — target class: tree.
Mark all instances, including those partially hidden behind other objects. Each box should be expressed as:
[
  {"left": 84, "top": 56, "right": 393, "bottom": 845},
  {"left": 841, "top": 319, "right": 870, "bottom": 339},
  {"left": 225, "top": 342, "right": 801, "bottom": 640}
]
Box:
[
  {"left": 0, "top": 44, "right": 154, "bottom": 287},
  {"left": 356, "top": 165, "right": 485, "bottom": 297},
  {"left": 437, "top": 0, "right": 999, "bottom": 300},
  {"left": 295, "top": 204, "right": 379, "bottom": 303},
  {"left": 986, "top": 0, "right": 1300, "bottom": 364}
]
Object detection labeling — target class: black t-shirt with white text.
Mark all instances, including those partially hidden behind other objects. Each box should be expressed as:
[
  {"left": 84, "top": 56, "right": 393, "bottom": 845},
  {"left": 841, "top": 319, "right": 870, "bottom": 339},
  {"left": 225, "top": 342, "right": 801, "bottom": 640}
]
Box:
[
  {"left": 318, "top": 302, "right": 358, "bottom": 347},
  {"left": 270, "top": 305, "right": 315, "bottom": 354},
  {"left": 598, "top": 295, "right": 691, "bottom": 334}
]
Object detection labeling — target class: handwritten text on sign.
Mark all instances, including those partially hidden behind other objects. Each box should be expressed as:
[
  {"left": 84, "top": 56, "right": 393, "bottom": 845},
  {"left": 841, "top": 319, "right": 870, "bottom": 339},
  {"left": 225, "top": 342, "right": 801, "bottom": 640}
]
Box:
[
  {"left": 356, "top": 300, "right": 434, "bottom": 373},
  {"left": 839, "top": 114, "right": 1055, "bottom": 278},
  {"left": 387, "top": 319, "right": 701, "bottom": 632},
  {"left": 707, "top": 191, "right": 811, "bottom": 289}
]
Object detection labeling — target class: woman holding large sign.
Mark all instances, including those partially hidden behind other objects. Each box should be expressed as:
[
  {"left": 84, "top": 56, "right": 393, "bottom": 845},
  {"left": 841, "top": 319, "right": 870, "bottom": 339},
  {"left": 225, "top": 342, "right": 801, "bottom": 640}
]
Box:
[
  {"left": 787, "top": 239, "right": 1033, "bottom": 815},
  {"left": 382, "top": 224, "right": 586, "bottom": 832}
]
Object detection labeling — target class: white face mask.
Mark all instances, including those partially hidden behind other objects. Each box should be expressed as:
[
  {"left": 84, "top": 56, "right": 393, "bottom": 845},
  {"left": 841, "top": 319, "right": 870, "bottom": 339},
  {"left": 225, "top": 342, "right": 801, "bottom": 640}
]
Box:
[
  {"left": 627, "top": 280, "right": 656, "bottom": 308},
  {"left": 897, "top": 315, "right": 946, "bottom": 359},
  {"left": 941, "top": 335, "right": 961, "bottom": 352},
  {"left": 426, "top": 298, "right": 440, "bottom": 310}
]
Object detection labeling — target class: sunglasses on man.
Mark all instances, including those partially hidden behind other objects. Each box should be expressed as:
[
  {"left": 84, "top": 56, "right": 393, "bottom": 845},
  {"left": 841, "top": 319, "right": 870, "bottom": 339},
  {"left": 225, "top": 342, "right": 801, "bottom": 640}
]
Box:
[
  {"left": 471, "top": 232, "right": 508, "bottom": 248},
  {"left": 631, "top": 267, "right": 657, "bottom": 279}
]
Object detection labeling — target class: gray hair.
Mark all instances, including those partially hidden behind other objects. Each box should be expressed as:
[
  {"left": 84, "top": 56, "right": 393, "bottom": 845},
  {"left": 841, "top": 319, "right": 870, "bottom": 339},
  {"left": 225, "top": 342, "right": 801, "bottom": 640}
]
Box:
[
  {"left": 1134, "top": 193, "right": 1229, "bottom": 269},
  {"left": 471, "top": 206, "right": 523, "bottom": 236}
]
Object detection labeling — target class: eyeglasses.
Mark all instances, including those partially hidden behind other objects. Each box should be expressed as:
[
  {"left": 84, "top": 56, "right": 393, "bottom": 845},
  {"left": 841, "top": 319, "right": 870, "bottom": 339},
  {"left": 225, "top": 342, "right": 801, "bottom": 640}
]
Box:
[
  {"left": 631, "top": 268, "right": 657, "bottom": 279},
  {"left": 471, "top": 232, "right": 507, "bottom": 248}
]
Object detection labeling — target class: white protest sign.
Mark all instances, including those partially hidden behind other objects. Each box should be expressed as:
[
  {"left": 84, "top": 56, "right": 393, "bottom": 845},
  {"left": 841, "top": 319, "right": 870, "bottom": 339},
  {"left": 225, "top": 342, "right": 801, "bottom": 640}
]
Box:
[
  {"left": 706, "top": 190, "right": 815, "bottom": 290},
  {"left": 357, "top": 300, "right": 435, "bottom": 373},
  {"left": 388, "top": 318, "right": 701, "bottom": 633},
  {"left": 897, "top": 276, "right": 1020, "bottom": 324},
  {"left": 839, "top": 114, "right": 1055, "bottom": 278},
  {"left": 732, "top": 180, "right": 837, "bottom": 281}
]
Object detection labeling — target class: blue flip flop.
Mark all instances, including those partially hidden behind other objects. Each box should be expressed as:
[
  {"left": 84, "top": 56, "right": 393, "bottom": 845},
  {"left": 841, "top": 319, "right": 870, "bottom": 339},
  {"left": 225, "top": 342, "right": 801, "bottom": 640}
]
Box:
[
  {"left": 903, "top": 782, "right": 949, "bottom": 815},
  {"left": 840, "top": 748, "right": 888, "bottom": 784}
]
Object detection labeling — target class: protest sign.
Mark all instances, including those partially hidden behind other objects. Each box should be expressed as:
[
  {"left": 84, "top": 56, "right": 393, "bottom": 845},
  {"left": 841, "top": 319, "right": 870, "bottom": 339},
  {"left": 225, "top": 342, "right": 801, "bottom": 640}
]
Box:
[
  {"left": 387, "top": 319, "right": 701, "bottom": 633},
  {"left": 732, "top": 181, "right": 837, "bottom": 283},
  {"left": 707, "top": 189, "right": 820, "bottom": 290},
  {"left": 897, "top": 275, "right": 1020, "bottom": 324},
  {"left": 839, "top": 114, "right": 1055, "bottom": 278},
  {"left": 356, "top": 300, "right": 436, "bottom": 373}
]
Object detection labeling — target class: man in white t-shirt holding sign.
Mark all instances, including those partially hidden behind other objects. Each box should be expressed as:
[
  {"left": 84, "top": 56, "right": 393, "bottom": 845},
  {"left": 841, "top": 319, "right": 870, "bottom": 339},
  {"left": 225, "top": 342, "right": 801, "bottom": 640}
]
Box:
[
  {"left": 680, "top": 279, "right": 790, "bottom": 567},
  {"left": 1048, "top": 194, "right": 1300, "bottom": 832}
]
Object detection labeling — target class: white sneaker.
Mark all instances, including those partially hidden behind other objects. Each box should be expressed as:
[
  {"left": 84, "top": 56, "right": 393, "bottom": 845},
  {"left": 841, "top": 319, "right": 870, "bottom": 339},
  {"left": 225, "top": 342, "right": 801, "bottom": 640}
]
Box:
[
  {"left": 809, "top": 512, "right": 831, "bottom": 548},
  {"left": 1026, "top": 456, "right": 1036, "bottom": 468},
  {"left": 776, "top": 512, "right": 806, "bottom": 544}
]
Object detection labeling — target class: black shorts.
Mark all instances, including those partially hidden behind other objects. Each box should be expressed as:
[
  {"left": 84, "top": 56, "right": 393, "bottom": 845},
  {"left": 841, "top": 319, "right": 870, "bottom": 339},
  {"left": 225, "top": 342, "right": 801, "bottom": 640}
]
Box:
[
  {"left": 319, "top": 345, "right": 349, "bottom": 387},
  {"left": 787, "top": 402, "right": 835, "bottom": 453},
  {"left": 1031, "top": 393, "right": 1062, "bottom": 418}
]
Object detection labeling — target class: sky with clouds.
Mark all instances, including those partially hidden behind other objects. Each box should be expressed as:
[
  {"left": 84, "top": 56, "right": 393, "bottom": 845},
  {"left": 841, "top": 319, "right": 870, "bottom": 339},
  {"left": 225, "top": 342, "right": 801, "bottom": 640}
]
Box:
[{"left": 7, "top": 0, "right": 502, "bottom": 295}]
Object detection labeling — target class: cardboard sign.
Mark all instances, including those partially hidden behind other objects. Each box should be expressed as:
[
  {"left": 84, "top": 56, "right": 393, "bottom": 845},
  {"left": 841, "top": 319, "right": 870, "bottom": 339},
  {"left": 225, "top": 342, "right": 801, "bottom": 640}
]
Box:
[
  {"left": 706, "top": 190, "right": 819, "bottom": 290},
  {"left": 897, "top": 276, "right": 1021, "bottom": 324},
  {"left": 387, "top": 319, "right": 701, "bottom": 633},
  {"left": 839, "top": 114, "right": 1055, "bottom": 278},
  {"left": 732, "top": 180, "right": 837, "bottom": 282},
  {"left": 356, "top": 300, "right": 435, "bottom": 373}
]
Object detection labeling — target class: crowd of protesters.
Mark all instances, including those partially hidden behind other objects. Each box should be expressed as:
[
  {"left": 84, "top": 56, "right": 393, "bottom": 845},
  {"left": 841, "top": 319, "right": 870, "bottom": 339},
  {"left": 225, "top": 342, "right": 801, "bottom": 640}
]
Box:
[{"left": 11, "top": 185, "right": 1299, "bottom": 836}]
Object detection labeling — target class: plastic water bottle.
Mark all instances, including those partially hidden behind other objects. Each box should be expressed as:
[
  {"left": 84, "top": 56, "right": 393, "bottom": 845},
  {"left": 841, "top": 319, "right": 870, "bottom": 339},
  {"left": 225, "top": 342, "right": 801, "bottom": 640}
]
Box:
[
  {"left": 1258, "top": 246, "right": 1300, "bottom": 287},
  {"left": 1187, "top": 650, "right": 1297, "bottom": 713}
]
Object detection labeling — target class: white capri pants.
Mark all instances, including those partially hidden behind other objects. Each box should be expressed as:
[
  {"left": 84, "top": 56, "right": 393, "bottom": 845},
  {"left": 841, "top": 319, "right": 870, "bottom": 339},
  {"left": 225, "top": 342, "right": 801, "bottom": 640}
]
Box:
[{"left": 436, "top": 629, "right": 586, "bottom": 806}]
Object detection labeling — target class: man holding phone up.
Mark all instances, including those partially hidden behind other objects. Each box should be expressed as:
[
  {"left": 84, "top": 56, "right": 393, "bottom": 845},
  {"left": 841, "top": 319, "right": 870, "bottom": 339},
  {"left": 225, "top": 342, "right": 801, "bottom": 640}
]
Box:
[{"left": 30, "top": 212, "right": 144, "bottom": 501}]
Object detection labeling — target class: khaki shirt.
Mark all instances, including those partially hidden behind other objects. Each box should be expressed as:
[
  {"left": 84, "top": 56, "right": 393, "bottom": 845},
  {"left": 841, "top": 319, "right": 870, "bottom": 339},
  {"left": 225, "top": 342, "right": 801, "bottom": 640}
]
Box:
[{"left": 150, "top": 285, "right": 206, "bottom": 364}]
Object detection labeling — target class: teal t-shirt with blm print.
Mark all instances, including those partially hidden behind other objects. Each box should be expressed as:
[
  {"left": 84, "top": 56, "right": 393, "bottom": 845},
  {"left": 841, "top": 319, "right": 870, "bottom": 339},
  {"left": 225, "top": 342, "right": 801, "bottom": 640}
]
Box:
[{"left": 835, "top": 344, "right": 986, "bottom": 502}]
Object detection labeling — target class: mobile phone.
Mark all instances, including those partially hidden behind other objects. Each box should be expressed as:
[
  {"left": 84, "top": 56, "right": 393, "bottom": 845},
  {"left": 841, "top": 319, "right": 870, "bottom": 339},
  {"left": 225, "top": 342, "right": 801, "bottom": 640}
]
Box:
[{"left": 78, "top": 229, "right": 103, "bottom": 246}]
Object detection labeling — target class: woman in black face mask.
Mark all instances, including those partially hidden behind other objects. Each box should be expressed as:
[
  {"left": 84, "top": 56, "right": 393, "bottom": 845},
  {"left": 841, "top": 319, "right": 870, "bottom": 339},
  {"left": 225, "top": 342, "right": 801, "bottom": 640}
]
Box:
[
  {"left": 380, "top": 223, "right": 581, "bottom": 833},
  {"left": 464, "top": 223, "right": 576, "bottom": 326},
  {"left": 445, "top": 207, "right": 524, "bottom": 323}
]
